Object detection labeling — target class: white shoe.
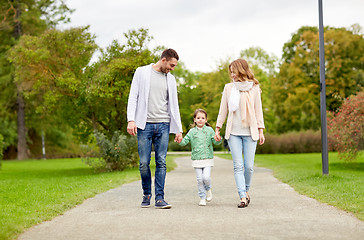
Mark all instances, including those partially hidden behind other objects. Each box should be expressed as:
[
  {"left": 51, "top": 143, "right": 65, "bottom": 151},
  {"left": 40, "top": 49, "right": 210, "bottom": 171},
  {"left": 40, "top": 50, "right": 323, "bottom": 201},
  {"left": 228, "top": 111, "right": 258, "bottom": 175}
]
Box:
[
  {"left": 206, "top": 189, "right": 212, "bottom": 202},
  {"left": 199, "top": 199, "right": 207, "bottom": 206}
]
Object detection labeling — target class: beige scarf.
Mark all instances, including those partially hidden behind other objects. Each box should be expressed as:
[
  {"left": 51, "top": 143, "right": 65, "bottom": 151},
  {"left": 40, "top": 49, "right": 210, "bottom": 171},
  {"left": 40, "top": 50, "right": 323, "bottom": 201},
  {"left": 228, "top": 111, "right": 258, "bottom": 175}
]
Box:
[
  {"left": 240, "top": 90, "right": 254, "bottom": 127},
  {"left": 229, "top": 81, "right": 254, "bottom": 128}
]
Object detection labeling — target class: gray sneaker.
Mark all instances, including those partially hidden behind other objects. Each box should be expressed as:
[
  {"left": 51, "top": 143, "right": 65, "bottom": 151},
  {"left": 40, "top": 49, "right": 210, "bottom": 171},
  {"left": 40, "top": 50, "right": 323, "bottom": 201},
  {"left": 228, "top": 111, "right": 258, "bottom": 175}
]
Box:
[
  {"left": 141, "top": 195, "right": 151, "bottom": 208},
  {"left": 155, "top": 199, "right": 172, "bottom": 209}
]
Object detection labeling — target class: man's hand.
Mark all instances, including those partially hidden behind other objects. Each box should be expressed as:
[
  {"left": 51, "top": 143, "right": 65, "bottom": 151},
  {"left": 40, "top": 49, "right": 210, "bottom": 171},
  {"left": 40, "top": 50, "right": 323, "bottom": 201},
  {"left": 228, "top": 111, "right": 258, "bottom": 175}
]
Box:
[
  {"left": 174, "top": 132, "right": 182, "bottom": 143},
  {"left": 127, "top": 121, "right": 137, "bottom": 136}
]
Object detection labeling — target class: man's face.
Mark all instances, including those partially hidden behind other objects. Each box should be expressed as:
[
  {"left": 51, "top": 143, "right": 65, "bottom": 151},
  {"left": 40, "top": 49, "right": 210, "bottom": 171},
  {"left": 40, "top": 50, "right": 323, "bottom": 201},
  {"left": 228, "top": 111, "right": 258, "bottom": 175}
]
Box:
[{"left": 160, "top": 58, "right": 178, "bottom": 74}]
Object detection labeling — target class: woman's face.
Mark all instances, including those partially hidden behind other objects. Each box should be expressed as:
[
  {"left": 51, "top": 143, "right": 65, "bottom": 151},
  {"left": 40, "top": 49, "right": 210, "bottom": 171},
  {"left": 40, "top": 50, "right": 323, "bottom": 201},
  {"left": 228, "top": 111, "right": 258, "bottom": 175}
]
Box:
[{"left": 230, "top": 66, "right": 239, "bottom": 82}]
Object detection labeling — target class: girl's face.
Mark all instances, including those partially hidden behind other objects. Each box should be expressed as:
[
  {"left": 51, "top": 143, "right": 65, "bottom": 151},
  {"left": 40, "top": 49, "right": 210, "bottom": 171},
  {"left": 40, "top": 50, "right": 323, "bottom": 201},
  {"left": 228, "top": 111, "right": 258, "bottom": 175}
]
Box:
[
  {"left": 230, "top": 66, "right": 239, "bottom": 82},
  {"left": 194, "top": 112, "right": 207, "bottom": 128}
]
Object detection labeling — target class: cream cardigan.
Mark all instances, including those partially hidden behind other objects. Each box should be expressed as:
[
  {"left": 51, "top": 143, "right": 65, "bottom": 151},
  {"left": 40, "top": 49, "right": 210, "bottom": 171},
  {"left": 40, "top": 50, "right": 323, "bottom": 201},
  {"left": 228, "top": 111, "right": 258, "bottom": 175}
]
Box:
[
  {"left": 127, "top": 64, "right": 183, "bottom": 134},
  {"left": 216, "top": 82, "right": 265, "bottom": 141}
]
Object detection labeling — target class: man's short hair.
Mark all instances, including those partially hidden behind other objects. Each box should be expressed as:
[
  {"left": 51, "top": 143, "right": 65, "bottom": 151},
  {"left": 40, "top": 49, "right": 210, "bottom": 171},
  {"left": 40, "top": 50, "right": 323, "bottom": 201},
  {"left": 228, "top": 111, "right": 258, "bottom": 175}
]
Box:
[{"left": 161, "top": 48, "right": 179, "bottom": 61}]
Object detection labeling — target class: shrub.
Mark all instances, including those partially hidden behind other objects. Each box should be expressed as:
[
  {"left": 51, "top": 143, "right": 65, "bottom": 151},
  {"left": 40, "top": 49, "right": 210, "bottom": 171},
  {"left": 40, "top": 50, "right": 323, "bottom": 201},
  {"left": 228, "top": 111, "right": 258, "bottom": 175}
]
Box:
[
  {"left": 256, "top": 130, "right": 322, "bottom": 154},
  {"left": 328, "top": 91, "right": 364, "bottom": 160},
  {"left": 0, "top": 134, "right": 3, "bottom": 169},
  {"left": 83, "top": 131, "right": 138, "bottom": 172}
]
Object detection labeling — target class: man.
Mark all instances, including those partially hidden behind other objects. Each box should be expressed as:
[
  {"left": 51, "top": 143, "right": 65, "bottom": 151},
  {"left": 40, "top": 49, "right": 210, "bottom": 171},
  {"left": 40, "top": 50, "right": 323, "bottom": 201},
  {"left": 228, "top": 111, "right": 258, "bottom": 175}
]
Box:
[{"left": 127, "top": 49, "right": 183, "bottom": 209}]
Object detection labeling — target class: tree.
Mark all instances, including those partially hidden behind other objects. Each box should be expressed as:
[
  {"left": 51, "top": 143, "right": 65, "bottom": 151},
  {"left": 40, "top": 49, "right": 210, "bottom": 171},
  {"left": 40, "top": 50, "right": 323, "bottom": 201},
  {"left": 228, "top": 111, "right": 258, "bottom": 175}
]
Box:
[
  {"left": 71, "top": 28, "right": 162, "bottom": 141},
  {"left": 0, "top": 0, "right": 73, "bottom": 159},
  {"left": 272, "top": 25, "right": 364, "bottom": 133},
  {"left": 328, "top": 91, "right": 364, "bottom": 160},
  {"left": 8, "top": 27, "right": 97, "bottom": 144}
]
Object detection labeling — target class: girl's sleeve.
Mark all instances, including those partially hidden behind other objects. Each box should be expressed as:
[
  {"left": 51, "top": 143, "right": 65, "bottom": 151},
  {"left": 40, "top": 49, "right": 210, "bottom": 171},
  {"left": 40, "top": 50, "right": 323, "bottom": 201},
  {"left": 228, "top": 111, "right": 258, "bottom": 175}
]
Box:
[{"left": 179, "top": 130, "right": 192, "bottom": 146}]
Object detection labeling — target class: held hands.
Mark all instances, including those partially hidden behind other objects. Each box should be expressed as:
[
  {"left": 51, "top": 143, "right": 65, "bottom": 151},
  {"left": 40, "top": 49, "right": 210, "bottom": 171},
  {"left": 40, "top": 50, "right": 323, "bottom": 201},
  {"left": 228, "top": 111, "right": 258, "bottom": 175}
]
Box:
[
  {"left": 127, "top": 121, "right": 137, "bottom": 136},
  {"left": 214, "top": 128, "right": 221, "bottom": 142},
  {"left": 174, "top": 132, "right": 183, "bottom": 143}
]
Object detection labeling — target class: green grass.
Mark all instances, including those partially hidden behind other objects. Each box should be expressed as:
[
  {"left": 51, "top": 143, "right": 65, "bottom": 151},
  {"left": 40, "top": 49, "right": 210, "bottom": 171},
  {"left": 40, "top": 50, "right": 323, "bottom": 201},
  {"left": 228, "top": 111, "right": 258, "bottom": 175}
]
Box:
[
  {"left": 216, "top": 152, "right": 364, "bottom": 221},
  {"left": 0, "top": 157, "right": 177, "bottom": 240}
]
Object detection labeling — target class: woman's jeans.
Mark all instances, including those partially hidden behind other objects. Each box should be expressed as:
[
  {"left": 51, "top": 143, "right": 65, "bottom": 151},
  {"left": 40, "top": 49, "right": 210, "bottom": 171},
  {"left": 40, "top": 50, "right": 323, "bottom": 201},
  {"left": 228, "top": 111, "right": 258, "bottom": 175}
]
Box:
[
  {"left": 228, "top": 135, "right": 257, "bottom": 199},
  {"left": 137, "top": 122, "right": 170, "bottom": 201},
  {"left": 194, "top": 166, "right": 212, "bottom": 199}
]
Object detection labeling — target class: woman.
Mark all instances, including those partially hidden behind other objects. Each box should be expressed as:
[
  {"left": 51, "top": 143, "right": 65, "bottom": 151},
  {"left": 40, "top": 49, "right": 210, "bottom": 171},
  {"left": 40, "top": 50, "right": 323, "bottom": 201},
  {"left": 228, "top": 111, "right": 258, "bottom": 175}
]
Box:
[{"left": 214, "top": 59, "right": 265, "bottom": 208}]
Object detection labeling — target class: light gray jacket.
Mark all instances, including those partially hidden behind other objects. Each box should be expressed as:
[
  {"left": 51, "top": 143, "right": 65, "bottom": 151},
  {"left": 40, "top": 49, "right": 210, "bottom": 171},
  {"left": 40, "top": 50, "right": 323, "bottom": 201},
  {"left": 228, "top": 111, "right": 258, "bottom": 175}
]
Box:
[{"left": 127, "top": 64, "right": 183, "bottom": 134}]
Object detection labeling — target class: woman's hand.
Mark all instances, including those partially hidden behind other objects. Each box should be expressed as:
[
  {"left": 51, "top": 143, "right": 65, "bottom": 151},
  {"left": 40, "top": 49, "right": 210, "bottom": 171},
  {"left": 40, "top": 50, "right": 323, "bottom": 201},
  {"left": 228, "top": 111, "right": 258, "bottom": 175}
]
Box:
[
  {"left": 258, "top": 128, "right": 265, "bottom": 145},
  {"left": 214, "top": 128, "right": 221, "bottom": 142}
]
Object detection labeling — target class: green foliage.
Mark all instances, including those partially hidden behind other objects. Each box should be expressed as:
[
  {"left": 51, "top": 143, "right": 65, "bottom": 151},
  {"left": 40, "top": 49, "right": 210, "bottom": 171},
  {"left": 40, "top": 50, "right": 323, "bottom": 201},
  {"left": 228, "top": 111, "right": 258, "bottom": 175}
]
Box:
[
  {"left": 272, "top": 25, "right": 364, "bottom": 133},
  {"left": 84, "top": 131, "right": 138, "bottom": 172},
  {"left": 0, "top": 0, "right": 73, "bottom": 35},
  {"left": 0, "top": 0, "right": 75, "bottom": 159},
  {"left": 0, "top": 134, "right": 3, "bottom": 168},
  {"left": 8, "top": 26, "right": 97, "bottom": 146},
  {"left": 0, "top": 118, "right": 17, "bottom": 150},
  {"left": 8, "top": 27, "right": 97, "bottom": 96},
  {"left": 74, "top": 28, "right": 161, "bottom": 140},
  {"left": 328, "top": 91, "right": 364, "bottom": 160},
  {"left": 256, "top": 130, "right": 322, "bottom": 154}
]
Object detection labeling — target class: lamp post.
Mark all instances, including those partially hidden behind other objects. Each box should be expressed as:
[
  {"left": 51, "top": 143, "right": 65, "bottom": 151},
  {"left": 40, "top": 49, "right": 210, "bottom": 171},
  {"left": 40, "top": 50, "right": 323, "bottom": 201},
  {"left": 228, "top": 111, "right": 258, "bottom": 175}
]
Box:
[{"left": 318, "top": 0, "right": 329, "bottom": 175}]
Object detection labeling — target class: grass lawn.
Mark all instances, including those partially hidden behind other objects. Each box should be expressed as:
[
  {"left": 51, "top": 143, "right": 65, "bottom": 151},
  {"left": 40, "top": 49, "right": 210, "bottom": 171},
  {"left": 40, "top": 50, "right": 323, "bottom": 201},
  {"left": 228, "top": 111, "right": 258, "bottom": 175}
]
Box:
[
  {"left": 0, "top": 156, "right": 177, "bottom": 240},
  {"left": 216, "top": 152, "right": 364, "bottom": 221}
]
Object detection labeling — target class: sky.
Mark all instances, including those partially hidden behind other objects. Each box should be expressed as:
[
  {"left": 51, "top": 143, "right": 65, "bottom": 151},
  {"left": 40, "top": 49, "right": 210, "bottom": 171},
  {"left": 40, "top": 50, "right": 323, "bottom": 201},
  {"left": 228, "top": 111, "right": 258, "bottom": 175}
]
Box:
[{"left": 63, "top": 0, "right": 364, "bottom": 73}]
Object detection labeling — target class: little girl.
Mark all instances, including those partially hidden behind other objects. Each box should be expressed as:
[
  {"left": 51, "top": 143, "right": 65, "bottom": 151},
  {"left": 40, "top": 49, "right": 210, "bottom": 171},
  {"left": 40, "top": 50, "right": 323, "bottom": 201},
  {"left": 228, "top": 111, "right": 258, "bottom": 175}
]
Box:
[{"left": 179, "top": 109, "right": 222, "bottom": 206}]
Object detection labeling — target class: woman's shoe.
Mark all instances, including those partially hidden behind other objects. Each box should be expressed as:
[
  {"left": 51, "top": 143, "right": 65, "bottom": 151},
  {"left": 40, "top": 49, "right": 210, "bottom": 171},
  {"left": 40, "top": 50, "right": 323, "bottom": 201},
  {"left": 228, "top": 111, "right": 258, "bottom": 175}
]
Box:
[
  {"left": 238, "top": 199, "right": 247, "bottom": 208},
  {"left": 246, "top": 196, "right": 250, "bottom": 206}
]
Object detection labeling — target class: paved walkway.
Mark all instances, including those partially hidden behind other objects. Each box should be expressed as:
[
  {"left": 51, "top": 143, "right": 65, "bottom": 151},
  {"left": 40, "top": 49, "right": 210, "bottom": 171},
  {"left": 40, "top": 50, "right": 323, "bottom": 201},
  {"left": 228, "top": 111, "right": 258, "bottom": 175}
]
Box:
[{"left": 19, "top": 156, "right": 364, "bottom": 240}]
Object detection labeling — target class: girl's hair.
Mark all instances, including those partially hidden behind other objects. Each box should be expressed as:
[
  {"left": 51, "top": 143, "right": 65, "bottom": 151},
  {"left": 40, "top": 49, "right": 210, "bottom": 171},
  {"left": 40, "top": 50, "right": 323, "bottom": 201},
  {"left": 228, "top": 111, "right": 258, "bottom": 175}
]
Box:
[
  {"left": 229, "top": 59, "right": 259, "bottom": 85},
  {"left": 191, "top": 109, "right": 211, "bottom": 127}
]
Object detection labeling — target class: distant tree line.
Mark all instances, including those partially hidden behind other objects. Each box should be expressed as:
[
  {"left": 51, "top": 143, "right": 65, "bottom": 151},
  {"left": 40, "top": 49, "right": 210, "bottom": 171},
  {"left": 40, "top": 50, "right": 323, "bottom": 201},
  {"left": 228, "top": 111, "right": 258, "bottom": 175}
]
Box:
[{"left": 0, "top": 1, "right": 363, "bottom": 161}]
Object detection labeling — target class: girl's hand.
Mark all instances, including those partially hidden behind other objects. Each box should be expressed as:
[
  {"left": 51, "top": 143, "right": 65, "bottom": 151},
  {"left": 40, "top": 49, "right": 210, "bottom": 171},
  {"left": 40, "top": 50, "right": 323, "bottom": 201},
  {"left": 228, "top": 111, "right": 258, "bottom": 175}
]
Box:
[{"left": 258, "top": 129, "right": 265, "bottom": 145}]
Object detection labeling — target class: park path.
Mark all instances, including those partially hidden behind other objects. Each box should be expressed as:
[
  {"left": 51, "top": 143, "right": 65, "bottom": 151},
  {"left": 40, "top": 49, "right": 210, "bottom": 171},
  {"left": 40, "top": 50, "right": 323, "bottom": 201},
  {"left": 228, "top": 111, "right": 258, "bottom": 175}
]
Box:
[{"left": 19, "top": 156, "right": 364, "bottom": 240}]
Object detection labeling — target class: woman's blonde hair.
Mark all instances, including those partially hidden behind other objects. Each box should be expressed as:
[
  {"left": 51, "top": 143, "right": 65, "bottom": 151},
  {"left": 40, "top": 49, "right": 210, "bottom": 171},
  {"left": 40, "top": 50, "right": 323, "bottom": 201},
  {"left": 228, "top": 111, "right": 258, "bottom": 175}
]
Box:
[{"left": 229, "top": 59, "right": 259, "bottom": 85}]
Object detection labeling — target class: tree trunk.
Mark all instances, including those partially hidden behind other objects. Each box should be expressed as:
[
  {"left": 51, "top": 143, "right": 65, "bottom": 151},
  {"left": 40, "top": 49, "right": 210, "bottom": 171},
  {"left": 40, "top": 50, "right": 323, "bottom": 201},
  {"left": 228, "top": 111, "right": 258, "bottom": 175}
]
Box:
[
  {"left": 14, "top": 0, "right": 28, "bottom": 159},
  {"left": 17, "top": 92, "right": 28, "bottom": 159}
]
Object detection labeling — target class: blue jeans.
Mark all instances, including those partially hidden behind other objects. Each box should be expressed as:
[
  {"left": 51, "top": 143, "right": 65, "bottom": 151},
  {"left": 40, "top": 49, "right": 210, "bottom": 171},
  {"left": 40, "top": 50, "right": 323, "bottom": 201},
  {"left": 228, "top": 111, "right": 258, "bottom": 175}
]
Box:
[
  {"left": 228, "top": 135, "right": 257, "bottom": 199},
  {"left": 195, "top": 166, "right": 212, "bottom": 199},
  {"left": 137, "top": 122, "right": 170, "bottom": 201}
]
